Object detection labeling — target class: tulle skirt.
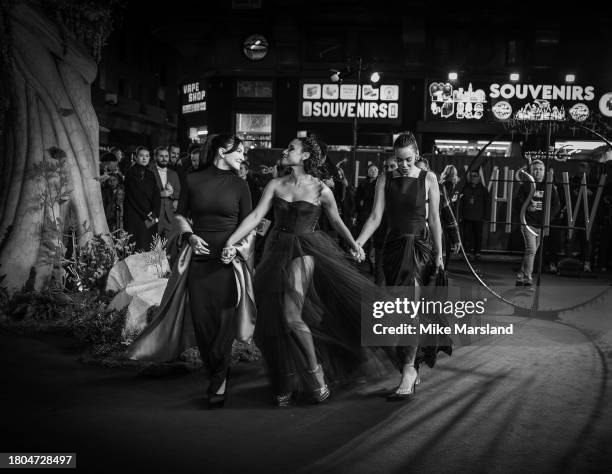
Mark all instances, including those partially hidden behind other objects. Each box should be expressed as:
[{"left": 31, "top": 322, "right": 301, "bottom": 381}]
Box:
[
  {"left": 383, "top": 225, "right": 453, "bottom": 368},
  {"left": 254, "top": 229, "right": 395, "bottom": 395}
]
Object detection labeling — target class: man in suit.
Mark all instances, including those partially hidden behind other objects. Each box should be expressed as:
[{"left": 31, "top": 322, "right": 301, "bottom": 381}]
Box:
[{"left": 151, "top": 146, "right": 181, "bottom": 238}]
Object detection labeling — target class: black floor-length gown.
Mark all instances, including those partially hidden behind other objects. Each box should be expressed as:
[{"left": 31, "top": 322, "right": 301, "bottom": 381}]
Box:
[
  {"left": 177, "top": 165, "right": 252, "bottom": 394},
  {"left": 382, "top": 169, "right": 452, "bottom": 368}
]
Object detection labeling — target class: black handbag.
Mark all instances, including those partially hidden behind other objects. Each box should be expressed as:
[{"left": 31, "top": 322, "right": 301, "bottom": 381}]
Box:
[{"left": 434, "top": 267, "right": 448, "bottom": 286}]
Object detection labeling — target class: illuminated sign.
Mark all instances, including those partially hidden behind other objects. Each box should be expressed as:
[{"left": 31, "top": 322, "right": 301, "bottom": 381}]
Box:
[
  {"left": 489, "top": 84, "right": 595, "bottom": 101},
  {"left": 599, "top": 92, "right": 612, "bottom": 117},
  {"left": 489, "top": 83, "right": 595, "bottom": 122},
  {"left": 181, "top": 81, "right": 207, "bottom": 115},
  {"left": 299, "top": 81, "right": 401, "bottom": 123},
  {"left": 427, "top": 80, "right": 605, "bottom": 123},
  {"left": 429, "top": 82, "right": 486, "bottom": 120}
]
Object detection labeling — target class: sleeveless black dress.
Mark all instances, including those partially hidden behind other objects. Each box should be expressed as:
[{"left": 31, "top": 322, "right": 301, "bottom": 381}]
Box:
[
  {"left": 383, "top": 170, "right": 452, "bottom": 368},
  {"left": 254, "top": 196, "right": 394, "bottom": 396}
]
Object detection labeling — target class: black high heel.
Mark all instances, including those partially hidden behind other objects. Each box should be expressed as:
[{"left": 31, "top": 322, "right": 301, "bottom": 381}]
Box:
[
  {"left": 207, "top": 369, "right": 230, "bottom": 410},
  {"left": 207, "top": 393, "right": 226, "bottom": 410}
]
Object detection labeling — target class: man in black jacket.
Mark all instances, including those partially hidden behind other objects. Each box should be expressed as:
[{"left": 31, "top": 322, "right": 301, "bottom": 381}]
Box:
[
  {"left": 514, "top": 160, "right": 561, "bottom": 286},
  {"left": 124, "top": 146, "right": 161, "bottom": 251},
  {"left": 460, "top": 169, "right": 490, "bottom": 260}
]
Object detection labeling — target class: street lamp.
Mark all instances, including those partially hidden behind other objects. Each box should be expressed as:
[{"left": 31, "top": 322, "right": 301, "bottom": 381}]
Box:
[{"left": 329, "top": 58, "right": 380, "bottom": 165}]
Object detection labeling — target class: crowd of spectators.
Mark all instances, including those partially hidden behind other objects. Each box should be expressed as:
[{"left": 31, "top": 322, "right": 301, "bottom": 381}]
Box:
[{"left": 98, "top": 141, "right": 612, "bottom": 275}]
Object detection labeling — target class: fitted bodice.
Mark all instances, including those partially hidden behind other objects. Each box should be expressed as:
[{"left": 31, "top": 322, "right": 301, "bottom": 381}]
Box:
[
  {"left": 385, "top": 169, "right": 428, "bottom": 233},
  {"left": 272, "top": 197, "right": 321, "bottom": 234}
]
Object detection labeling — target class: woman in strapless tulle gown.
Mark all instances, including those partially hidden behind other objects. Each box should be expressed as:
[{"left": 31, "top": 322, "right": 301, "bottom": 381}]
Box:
[{"left": 222, "top": 137, "right": 394, "bottom": 407}]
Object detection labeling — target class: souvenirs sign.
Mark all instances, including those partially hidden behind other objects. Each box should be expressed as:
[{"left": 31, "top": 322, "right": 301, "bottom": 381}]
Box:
[
  {"left": 427, "top": 80, "right": 605, "bottom": 123},
  {"left": 299, "top": 81, "right": 402, "bottom": 123},
  {"left": 489, "top": 83, "right": 595, "bottom": 122},
  {"left": 429, "top": 82, "right": 487, "bottom": 120}
]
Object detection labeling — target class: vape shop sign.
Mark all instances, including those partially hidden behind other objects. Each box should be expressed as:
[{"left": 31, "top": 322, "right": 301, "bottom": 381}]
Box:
[
  {"left": 299, "top": 81, "right": 402, "bottom": 123},
  {"left": 181, "top": 81, "right": 207, "bottom": 114}
]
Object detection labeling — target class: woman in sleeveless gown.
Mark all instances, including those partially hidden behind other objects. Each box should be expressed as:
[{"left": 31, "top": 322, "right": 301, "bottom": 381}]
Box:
[
  {"left": 222, "top": 137, "right": 393, "bottom": 406},
  {"left": 356, "top": 132, "right": 452, "bottom": 401}
]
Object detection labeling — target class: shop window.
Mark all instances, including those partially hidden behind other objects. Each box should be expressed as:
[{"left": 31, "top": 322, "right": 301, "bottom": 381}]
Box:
[
  {"left": 235, "top": 113, "right": 272, "bottom": 149},
  {"left": 236, "top": 80, "right": 273, "bottom": 98}
]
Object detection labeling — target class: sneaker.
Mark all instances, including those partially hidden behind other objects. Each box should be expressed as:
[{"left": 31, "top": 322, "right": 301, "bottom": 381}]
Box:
[
  {"left": 584, "top": 262, "right": 592, "bottom": 272},
  {"left": 515, "top": 274, "right": 525, "bottom": 286},
  {"left": 522, "top": 278, "right": 533, "bottom": 288}
]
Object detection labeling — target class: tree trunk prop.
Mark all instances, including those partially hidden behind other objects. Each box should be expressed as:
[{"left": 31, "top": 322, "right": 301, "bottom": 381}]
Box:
[{"left": 0, "top": 1, "right": 108, "bottom": 292}]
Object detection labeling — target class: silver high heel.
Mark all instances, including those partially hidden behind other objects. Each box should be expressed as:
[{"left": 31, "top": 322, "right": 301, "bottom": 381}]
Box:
[
  {"left": 308, "top": 364, "right": 330, "bottom": 403},
  {"left": 387, "top": 365, "right": 417, "bottom": 402}
]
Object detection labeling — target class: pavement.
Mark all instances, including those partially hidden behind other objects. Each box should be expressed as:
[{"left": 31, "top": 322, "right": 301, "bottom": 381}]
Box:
[{"left": 2, "top": 260, "right": 612, "bottom": 474}]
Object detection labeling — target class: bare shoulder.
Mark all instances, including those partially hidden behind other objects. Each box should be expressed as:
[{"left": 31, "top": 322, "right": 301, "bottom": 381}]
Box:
[
  {"left": 319, "top": 181, "right": 333, "bottom": 197},
  {"left": 426, "top": 171, "right": 438, "bottom": 183},
  {"left": 267, "top": 176, "right": 285, "bottom": 188}
]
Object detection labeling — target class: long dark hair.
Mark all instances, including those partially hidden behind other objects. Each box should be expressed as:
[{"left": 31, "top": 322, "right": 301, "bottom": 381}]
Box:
[{"left": 201, "top": 134, "right": 243, "bottom": 167}]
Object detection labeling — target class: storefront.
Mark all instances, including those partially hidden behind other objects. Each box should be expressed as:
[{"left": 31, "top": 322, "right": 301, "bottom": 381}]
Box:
[
  {"left": 178, "top": 79, "right": 209, "bottom": 145},
  {"left": 417, "top": 76, "right": 612, "bottom": 252},
  {"left": 177, "top": 75, "right": 424, "bottom": 186}
]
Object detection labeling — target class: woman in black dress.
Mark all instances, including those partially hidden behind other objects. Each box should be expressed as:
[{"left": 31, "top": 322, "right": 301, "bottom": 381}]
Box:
[
  {"left": 123, "top": 146, "right": 160, "bottom": 251},
  {"left": 223, "top": 137, "right": 394, "bottom": 407},
  {"left": 356, "top": 132, "right": 449, "bottom": 401},
  {"left": 177, "top": 135, "right": 252, "bottom": 408},
  {"left": 128, "top": 135, "right": 253, "bottom": 410}
]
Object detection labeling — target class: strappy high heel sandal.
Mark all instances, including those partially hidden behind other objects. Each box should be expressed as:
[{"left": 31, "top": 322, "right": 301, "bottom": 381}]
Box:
[
  {"left": 274, "top": 372, "right": 297, "bottom": 408},
  {"left": 308, "top": 364, "right": 330, "bottom": 403},
  {"left": 275, "top": 392, "right": 297, "bottom": 408},
  {"left": 387, "top": 365, "right": 417, "bottom": 402}
]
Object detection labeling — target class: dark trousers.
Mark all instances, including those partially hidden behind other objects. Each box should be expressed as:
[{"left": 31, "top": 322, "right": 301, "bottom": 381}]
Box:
[
  {"left": 187, "top": 259, "right": 237, "bottom": 395},
  {"left": 462, "top": 220, "right": 483, "bottom": 254},
  {"left": 566, "top": 228, "right": 592, "bottom": 264},
  {"left": 542, "top": 225, "right": 564, "bottom": 267}
]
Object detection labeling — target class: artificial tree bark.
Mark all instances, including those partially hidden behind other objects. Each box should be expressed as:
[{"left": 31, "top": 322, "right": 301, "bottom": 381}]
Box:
[{"left": 0, "top": 1, "right": 108, "bottom": 292}]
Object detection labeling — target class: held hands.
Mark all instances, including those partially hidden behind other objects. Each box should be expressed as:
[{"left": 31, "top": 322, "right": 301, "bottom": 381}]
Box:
[
  {"left": 221, "top": 246, "right": 237, "bottom": 264},
  {"left": 451, "top": 242, "right": 461, "bottom": 254},
  {"left": 349, "top": 243, "right": 366, "bottom": 263},
  {"left": 189, "top": 234, "right": 210, "bottom": 256}
]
